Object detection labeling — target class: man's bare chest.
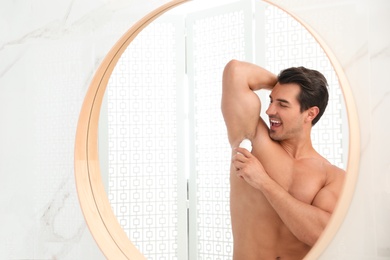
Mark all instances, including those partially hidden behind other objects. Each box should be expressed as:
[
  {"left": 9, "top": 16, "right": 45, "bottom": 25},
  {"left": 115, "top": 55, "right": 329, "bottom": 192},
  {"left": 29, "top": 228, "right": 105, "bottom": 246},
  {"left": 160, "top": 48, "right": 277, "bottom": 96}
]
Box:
[{"left": 271, "top": 159, "right": 327, "bottom": 204}]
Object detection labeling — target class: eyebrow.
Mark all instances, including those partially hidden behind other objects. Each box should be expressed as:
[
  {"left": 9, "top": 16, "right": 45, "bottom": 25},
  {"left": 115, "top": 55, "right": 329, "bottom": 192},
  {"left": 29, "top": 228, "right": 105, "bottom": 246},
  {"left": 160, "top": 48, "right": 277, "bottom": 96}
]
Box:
[{"left": 269, "top": 95, "right": 291, "bottom": 104}]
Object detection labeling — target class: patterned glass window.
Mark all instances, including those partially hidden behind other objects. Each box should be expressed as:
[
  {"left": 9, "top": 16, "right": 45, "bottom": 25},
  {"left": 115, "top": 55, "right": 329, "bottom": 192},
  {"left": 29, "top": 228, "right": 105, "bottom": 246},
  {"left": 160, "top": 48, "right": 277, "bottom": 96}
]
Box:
[{"left": 106, "top": 19, "right": 184, "bottom": 259}]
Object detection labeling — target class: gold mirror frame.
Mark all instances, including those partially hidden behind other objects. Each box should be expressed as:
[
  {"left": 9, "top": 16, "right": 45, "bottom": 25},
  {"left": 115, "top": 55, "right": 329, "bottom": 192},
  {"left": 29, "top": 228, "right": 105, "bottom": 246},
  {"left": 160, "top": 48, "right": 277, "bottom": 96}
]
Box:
[{"left": 74, "top": 0, "right": 360, "bottom": 259}]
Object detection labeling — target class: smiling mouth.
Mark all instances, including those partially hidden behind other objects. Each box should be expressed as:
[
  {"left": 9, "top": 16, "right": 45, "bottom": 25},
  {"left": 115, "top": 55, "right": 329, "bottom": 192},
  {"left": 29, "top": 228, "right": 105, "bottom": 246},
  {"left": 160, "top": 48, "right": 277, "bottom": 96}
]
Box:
[{"left": 270, "top": 119, "right": 282, "bottom": 129}]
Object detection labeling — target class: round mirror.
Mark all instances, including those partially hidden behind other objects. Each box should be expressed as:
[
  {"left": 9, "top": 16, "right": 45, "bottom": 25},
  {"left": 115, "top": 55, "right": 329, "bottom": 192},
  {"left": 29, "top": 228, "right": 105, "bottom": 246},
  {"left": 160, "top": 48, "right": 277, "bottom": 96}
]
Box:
[{"left": 75, "top": 0, "right": 360, "bottom": 259}]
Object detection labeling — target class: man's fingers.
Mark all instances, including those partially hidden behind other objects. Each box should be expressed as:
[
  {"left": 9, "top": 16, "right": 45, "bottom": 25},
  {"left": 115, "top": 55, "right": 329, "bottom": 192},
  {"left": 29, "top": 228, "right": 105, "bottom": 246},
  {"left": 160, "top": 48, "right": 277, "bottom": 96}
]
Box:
[
  {"left": 232, "top": 152, "right": 246, "bottom": 163},
  {"left": 235, "top": 147, "right": 252, "bottom": 157},
  {"left": 233, "top": 160, "right": 244, "bottom": 170}
]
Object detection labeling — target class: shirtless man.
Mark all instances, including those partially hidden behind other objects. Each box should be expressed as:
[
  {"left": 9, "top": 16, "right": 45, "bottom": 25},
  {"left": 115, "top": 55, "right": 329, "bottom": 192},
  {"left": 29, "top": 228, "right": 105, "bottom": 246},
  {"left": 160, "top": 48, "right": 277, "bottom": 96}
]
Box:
[{"left": 221, "top": 60, "right": 345, "bottom": 259}]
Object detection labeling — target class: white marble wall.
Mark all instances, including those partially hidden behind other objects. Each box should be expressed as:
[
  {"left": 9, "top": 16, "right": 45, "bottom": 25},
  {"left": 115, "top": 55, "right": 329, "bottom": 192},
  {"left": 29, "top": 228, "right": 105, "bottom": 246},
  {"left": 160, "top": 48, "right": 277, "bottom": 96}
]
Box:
[{"left": 0, "top": 0, "right": 388, "bottom": 259}]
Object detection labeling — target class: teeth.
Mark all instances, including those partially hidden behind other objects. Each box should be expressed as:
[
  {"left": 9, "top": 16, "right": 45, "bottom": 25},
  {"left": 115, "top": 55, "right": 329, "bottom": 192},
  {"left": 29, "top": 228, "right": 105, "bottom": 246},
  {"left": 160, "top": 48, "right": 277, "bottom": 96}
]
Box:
[{"left": 270, "top": 119, "right": 281, "bottom": 124}]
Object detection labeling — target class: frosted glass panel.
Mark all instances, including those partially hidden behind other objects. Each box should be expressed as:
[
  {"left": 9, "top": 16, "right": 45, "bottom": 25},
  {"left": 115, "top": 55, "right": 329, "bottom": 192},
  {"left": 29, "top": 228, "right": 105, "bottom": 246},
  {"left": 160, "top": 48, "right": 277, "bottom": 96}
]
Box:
[
  {"left": 106, "top": 20, "right": 182, "bottom": 259},
  {"left": 187, "top": 2, "right": 252, "bottom": 259}
]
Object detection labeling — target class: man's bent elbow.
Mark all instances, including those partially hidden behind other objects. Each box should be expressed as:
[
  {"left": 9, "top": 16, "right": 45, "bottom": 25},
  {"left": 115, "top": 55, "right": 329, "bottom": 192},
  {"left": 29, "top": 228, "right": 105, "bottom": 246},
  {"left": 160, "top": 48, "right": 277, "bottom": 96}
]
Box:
[{"left": 223, "top": 59, "right": 243, "bottom": 83}]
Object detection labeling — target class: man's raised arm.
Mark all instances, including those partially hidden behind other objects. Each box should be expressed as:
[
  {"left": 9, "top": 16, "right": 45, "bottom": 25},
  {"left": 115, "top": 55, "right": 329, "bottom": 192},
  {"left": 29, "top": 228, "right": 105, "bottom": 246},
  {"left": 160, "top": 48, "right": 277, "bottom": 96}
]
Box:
[{"left": 221, "top": 60, "right": 277, "bottom": 147}]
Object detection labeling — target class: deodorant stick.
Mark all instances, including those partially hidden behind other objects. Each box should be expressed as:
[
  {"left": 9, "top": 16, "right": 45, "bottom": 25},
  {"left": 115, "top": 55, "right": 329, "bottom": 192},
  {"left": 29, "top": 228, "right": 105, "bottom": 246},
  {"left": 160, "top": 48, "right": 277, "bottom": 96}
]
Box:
[{"left": 238, "top": 139, "right": 252, "bottom": 153}]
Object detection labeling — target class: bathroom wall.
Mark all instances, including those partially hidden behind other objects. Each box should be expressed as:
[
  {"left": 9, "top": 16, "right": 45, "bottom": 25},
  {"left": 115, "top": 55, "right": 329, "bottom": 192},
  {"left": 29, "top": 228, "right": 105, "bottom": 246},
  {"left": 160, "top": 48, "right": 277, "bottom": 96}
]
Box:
[{"left": 0, "top": 0, "right": 388, "bottom": 259}]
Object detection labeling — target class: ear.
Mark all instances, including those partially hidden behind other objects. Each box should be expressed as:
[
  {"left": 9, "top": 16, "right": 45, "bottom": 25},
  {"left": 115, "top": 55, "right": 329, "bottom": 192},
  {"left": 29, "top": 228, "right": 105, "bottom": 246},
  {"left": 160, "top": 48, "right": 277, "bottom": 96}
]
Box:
[{"left": 305, "top": 106, "right": 320, "bottom": 123}]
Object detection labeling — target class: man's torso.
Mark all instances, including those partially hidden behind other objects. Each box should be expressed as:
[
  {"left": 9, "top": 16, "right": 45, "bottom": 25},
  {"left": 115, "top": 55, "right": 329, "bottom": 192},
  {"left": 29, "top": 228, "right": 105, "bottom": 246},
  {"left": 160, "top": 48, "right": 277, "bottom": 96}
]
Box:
[{"left": 230, "top": 123, "right": 330, "bottom": 260}]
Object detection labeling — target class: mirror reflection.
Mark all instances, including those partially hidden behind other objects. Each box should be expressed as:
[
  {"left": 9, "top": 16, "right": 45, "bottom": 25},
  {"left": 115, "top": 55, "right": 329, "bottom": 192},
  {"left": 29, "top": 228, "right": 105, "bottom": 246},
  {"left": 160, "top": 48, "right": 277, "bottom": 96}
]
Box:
[{"left": 98, "top": 0, "right": 349, "bottom": 258}]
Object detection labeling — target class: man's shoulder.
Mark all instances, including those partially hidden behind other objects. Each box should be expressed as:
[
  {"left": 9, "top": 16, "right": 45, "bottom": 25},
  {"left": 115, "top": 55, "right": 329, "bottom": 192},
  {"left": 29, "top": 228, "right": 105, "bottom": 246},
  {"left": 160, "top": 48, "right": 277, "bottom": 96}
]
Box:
[
  {"left": 312, "top": 153, "right": 346, "bottom": 176},
  {"left": 323, "top": 162, "right": 346, "bottom": 188},
  {"left": 300, "top": 156, "right": 345, "bottom": 184},
  {"left": 324, "top": 162, "right": 346, "bottom": 176}
]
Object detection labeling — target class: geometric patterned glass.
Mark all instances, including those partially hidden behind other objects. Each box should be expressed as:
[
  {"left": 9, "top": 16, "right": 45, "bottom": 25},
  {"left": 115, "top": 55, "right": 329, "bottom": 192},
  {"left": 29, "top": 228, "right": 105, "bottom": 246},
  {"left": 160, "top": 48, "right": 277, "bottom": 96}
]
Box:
[
  {"left": 107, "top": 19, "right": 181, "bottom": 259},
  {"left": 187, "top": 2, "right": 252, "bottom": 259}
]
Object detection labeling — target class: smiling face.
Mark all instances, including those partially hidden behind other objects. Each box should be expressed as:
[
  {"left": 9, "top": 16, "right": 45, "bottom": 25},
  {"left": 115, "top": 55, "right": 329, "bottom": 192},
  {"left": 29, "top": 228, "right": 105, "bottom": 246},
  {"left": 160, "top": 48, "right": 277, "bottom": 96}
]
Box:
[{"left": 266, "top": 83, "right": 308, "bottom": 142}]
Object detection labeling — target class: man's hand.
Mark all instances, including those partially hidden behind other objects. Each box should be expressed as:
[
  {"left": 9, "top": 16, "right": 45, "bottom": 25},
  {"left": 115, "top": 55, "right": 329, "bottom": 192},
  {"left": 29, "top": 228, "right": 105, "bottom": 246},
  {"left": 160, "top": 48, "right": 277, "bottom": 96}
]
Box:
[{"left": 232, "top": 147, "right": 270, "bottom": 190}]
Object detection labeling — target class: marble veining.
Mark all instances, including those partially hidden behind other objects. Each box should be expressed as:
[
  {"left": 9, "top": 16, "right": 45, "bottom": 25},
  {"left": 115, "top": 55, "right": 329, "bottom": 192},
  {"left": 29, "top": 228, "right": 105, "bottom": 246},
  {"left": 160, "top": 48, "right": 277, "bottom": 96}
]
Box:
[{"left": 38, "top": 178, "right": 86, "bottom": 258}]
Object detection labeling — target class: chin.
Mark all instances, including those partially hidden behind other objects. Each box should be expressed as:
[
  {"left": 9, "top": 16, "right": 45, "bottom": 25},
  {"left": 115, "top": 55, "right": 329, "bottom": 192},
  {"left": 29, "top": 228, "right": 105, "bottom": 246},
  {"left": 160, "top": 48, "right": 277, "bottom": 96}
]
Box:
[{"left": 269, "top": 133, "right": 282, "bottom": 141}]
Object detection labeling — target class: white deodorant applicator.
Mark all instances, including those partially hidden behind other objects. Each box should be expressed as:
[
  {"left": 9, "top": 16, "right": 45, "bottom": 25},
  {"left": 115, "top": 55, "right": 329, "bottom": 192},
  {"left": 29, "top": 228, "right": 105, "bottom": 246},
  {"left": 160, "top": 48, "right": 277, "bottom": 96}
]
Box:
[{"left": 239, "top": 139, "right": 252, "bottom": 153}]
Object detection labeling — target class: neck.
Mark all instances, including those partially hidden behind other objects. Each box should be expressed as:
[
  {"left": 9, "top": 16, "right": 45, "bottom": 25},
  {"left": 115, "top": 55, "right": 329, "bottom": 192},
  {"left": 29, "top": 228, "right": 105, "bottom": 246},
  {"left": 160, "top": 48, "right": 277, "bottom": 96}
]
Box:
[{"left": 279, "top": 131, "right": 315, "bottom": 159}]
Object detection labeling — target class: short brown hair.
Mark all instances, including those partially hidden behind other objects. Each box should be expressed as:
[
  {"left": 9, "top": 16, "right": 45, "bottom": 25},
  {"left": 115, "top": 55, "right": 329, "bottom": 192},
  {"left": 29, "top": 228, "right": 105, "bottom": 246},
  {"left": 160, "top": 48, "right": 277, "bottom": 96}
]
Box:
[{"left": 278, "top": 67, "right": 329, "bottom": 126}]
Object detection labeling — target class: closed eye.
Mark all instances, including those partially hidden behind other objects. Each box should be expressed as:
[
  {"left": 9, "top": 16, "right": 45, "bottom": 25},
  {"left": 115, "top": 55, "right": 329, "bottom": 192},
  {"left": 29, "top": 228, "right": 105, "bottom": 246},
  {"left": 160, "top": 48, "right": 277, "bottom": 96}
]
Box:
[
  {"left": 276, "top": 98, "right": 290, "bottom": 107},
  {"left": 279, "top": 102, "right": 288, "bottom": 107},
  {"left": 269, "top": 96, "right": 290, "bottom": 107}
]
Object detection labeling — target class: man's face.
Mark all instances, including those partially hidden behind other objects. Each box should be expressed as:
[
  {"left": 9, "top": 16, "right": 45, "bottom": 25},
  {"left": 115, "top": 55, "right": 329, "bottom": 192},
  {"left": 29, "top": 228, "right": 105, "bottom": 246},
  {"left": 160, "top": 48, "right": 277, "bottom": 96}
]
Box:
[{"left": 266, "top": 83, "right": 305, "bottom": 141}]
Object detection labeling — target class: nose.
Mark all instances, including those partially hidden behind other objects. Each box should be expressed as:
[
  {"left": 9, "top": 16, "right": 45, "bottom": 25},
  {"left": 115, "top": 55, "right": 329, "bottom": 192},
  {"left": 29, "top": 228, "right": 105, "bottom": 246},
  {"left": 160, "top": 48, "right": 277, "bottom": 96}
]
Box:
[{"left": 266, "top": 102, "right": 274, "bottom": 116}]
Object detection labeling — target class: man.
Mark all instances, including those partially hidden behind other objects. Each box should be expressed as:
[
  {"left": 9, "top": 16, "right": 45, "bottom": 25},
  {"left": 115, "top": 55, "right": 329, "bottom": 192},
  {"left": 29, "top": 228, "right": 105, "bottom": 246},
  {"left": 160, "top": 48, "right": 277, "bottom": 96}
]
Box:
[{"left": 221, "top": 60, "right": 345, "bottom": 259}]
